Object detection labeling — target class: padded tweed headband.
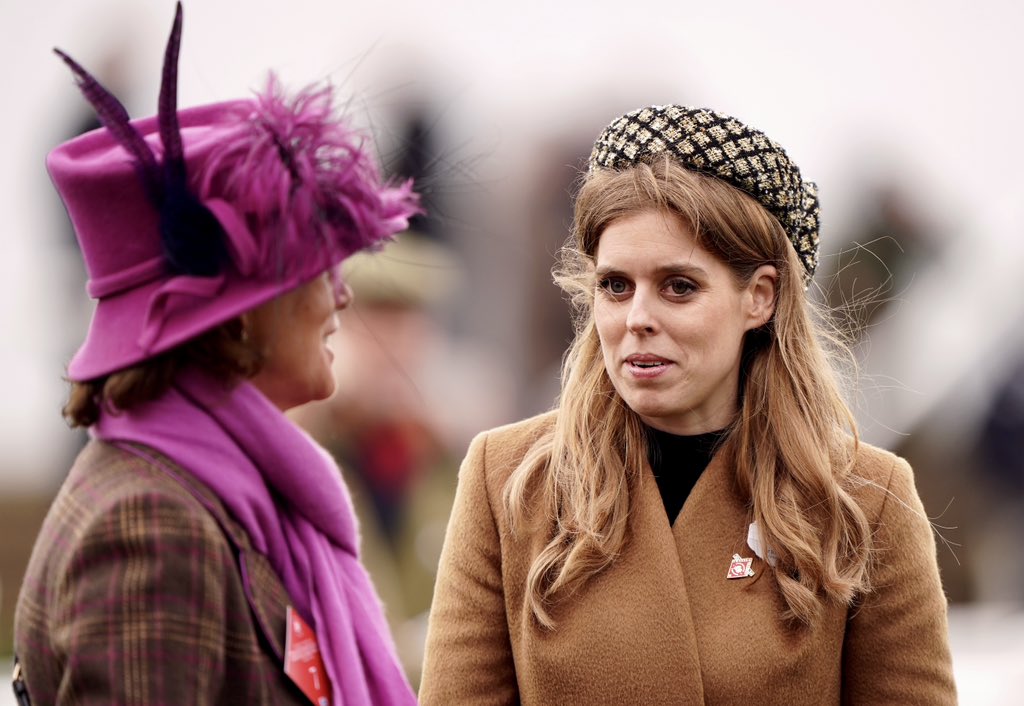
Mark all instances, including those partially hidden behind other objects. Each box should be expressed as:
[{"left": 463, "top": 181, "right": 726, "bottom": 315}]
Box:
[{"left": 588, "top": 105, "right": 820, "bottom": 281}]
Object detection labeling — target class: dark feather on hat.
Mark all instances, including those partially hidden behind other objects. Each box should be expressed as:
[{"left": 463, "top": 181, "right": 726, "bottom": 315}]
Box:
[
  {"left": 53, "top": 49, "right": 162, "bottom": 204},
  {"left": 55, "top": 2, "right": 229, "bottom": 278},
  {"left": 155, "top": 3, "right": 228, "bottom": 276}
]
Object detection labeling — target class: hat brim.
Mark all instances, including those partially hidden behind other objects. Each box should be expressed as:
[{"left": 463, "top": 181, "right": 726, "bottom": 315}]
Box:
[{"left": 67, "top": 269, "right": 320, "bottom": 381}]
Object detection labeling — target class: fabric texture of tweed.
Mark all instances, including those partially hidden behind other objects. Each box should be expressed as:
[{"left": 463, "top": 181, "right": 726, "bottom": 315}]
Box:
[{"left": 588, "top": 105, "right": 820, "bottom": 281}]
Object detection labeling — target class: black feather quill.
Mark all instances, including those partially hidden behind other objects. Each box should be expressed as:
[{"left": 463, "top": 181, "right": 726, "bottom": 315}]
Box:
[
  {"left": 155, "top": 2, "right": 228, "bottom": 276},
  {"left": 55, "top": 1, "right": 228, "bottom": 278},
  {"left": 53, "top": 48, "right": 162, "bottom": 203}
]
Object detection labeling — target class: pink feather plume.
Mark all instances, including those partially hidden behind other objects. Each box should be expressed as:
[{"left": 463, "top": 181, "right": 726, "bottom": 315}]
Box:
[{"left": 199, "top": 75, "right": 422, "bottom": 280}]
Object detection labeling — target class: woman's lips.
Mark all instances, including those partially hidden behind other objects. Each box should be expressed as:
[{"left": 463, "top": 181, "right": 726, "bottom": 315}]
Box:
[
  {"left": 625, "top": 354, "right": 673, "bottom": 378},
  {"left": 322, "top": 327, "right": 337, "bottom": 361}
]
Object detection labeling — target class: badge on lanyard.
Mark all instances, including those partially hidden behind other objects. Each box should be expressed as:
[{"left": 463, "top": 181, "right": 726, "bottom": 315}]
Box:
[{"left": 284, "top": 606, "right": 333, "bottom": 706}]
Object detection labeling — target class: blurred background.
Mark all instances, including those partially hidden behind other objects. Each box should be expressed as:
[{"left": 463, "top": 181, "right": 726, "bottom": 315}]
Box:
[{"left": 2, "top": 0, "right": 1023, "bottom": 702}]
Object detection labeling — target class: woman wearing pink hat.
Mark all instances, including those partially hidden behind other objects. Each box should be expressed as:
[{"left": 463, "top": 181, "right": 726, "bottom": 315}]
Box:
[{"left": 13, "top": 5, "right": 420, "bottom": 705}]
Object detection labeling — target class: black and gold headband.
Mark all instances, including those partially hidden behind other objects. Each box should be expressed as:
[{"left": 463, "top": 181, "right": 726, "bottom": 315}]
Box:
[{"left": 588, "top": 105, "right": 820, "bottom": 282}]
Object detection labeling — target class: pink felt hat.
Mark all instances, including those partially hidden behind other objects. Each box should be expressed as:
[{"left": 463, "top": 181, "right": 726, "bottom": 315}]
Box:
[{"left": 51, "top": 4, "right": 420, "bottom": 381}]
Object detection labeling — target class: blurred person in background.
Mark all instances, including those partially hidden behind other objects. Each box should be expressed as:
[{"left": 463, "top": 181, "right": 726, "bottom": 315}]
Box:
[
  {"left": 325, "top": 234, "right": 459, "bottom": 549},
  {"left": 13, "top": 5, "right": 420, "bottom": 704},
  {"left": 822, "top": 182, "right": 938, "bottom": 342},
  {"left": 292, "top": 232, "right": 465, "bottom": 684},
  {"left": 975, "top": 353, "right": 1024, "bottom": 602},
  {"left": 421, "top": 105, "right": 956, "bottom": 703}
]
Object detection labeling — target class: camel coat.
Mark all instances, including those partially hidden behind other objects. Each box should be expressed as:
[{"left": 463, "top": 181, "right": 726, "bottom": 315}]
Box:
[{"left": 420, "top": 412, "right": 956, "bottom": 705}]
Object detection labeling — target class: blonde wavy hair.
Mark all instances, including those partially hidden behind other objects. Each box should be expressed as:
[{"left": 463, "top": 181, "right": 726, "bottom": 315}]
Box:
[{"left": 504, "top": 156, "right": 872, "bottom": 629}]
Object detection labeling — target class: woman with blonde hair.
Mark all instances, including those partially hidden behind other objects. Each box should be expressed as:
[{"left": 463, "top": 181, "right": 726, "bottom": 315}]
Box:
[{"left": 420, "top": 105, "right": 956, "bottom": 704}]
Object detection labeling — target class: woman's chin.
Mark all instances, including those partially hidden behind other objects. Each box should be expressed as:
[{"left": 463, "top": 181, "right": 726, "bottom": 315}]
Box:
[{"left": 309, "top": 377, "right": 337, "bottom": 405}]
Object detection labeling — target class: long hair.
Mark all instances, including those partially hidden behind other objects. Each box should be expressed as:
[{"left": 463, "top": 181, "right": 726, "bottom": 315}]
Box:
[{"left": 504, "top": 156, "right": 872, "bottom": 629}]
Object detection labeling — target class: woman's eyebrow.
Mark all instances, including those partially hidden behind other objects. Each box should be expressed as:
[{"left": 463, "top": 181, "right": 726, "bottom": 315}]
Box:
[
  {"left": 594, "top": 262, "right": 707, "bottom": 278},
  {"left": 656, "top": 263, "right": 707, "bottom": 278},
  {"left": 594, "top": 265, "right": 622, "bottom": 278}
]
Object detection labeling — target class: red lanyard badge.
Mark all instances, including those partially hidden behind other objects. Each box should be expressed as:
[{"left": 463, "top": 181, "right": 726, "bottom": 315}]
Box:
[{"left": 284, "top": 606, "right": 333, "bottom": 706}]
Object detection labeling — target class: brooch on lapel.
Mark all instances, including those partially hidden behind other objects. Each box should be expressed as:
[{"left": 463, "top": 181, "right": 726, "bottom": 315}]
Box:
[
  {"left": 727, "top": 522, "right": 779, "bottom": 579},
  {"left": 726, "top": 554, "right": 755, "bottom": 579}
]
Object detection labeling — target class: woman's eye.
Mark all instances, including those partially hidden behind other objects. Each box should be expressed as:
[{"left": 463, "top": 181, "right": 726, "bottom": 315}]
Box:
[
  {"left": 599, "top": 277, "right": 629, "bottom": 295},
  {"left": 666, "top": 278, "right": 696, "bottom": 296}
]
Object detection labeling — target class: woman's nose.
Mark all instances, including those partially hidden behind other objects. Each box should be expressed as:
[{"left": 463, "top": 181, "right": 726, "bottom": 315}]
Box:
[
  {"left": 326, "top": 266, "right": 353, "bottom": 310},
  {"left": 626, "top": 292, "right": 657, "bottom": 334},
  {"left": 333, "top": 279, "right": 353, "bottom": 310}
]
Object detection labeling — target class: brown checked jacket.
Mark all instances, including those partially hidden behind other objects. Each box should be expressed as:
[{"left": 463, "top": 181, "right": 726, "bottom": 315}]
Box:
[
  {"left": 420, "top": 411, "right": 957, "bottom": 705},
  {"left": 14, "top": 440, "right": 308, "bottom": 705}
]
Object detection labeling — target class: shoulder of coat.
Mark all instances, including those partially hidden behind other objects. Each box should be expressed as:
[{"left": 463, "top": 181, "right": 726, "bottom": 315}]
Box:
[
  {"left": 850, "top": 440, "right": 900, "bottom": 479},
  {"left": 463, "top": 410, "right": 557, "bottom": 497},
  {"left": 68, "top": 440, "right": 203, "bottom": 504},
  {"left": 480, "top": 408, "right": 556, "bottom": 458},
  {"left": 846, "top": 439, "right": 917, "bottom": 521},
  {"left": 479, "top": 409, "right": 558, "bottom": 448},
  {"left": 66, "top": 440, "right": 247, "bottom": 549}
]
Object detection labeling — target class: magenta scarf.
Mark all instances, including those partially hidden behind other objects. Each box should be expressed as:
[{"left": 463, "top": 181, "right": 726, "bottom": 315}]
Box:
[{"left": 93, "top": 368, "right": 417, "bottom": 705}]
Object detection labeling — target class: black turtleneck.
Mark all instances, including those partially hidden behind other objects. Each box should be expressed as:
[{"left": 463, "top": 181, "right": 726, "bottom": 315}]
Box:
[{"left": 646, "top": 426, "right": 727, "bottom": 525}]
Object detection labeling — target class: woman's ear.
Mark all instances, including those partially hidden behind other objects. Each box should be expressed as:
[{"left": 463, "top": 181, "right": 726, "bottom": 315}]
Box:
[
  {"left": 744, "top": 264, "right": 778, "bottom": 330},
  {"left": 239, "top": 312, "right": 255, "bottom": 346}
]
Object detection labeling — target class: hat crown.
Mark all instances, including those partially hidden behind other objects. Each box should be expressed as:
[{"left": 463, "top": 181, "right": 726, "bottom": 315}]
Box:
[{"left": 48, "top": 102, "right": 249, "bottom": 297}]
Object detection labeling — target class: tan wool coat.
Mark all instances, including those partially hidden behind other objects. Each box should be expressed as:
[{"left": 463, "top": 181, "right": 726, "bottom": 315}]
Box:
[{"left": 420, "top": 412, "right": 957, "bottom": 705}]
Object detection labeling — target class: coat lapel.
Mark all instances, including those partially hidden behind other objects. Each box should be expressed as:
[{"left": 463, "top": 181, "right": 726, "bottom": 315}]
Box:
[
  {"left": 672, "top": 453, "right": 780, "bottom": 687},
  {"left": 674, "top": 452, "right": 761, "bottom": 585},
  {"left": 632, "top": 459, "right": 707, "bottom": 703}
]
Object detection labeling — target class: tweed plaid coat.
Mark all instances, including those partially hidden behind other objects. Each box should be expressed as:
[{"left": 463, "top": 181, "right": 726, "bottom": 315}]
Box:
[
  {"left": 420, "top": 411, "right": 957, "bottom": 705},
  {"left": 14, "top": 440, "right": 308, "bottom": 705}
]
